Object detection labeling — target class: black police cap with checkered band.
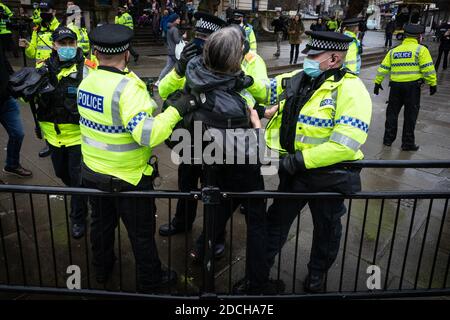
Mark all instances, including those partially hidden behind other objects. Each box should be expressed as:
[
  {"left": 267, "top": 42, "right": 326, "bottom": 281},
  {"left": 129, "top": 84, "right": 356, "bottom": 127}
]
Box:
[
  {"left": 194, "top": 12, "right": 226, "bottom": 35},
  {"left": 89, "top": 24, "right": 133, "bottom": 55},
  {"left": 404, "top": 24, "right": 425, "bottom": 36},
  {"left": 302, "top": 31, "right": 353, "bottom": 55}
]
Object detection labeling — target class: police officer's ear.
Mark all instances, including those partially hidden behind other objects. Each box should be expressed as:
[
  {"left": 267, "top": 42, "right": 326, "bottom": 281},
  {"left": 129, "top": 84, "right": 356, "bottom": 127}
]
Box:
[{"left": 124, "top": 50, "right": 131, "bottom": 64}]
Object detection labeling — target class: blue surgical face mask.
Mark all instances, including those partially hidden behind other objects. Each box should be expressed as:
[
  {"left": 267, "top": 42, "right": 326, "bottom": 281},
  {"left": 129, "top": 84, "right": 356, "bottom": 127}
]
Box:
[
  {"left": 57, "top": 46, "right": 77, "bottom": 61},
  {"left": 303, "top": 56, "right": 331, "bottom": 78}
]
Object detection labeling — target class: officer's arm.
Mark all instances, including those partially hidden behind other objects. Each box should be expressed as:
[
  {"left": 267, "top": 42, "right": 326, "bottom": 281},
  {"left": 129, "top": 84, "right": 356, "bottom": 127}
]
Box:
[
  {"left": 5, "top": 5, "right": 13, "bottom": 18},
  {"left": 158, "top": 68, "right": 186, "bottom": 100},
  {"left": 419, "top": 47, "right": 437, "bottom": 87},
  {"left": 344, "top": 43, "right": 358, "bottom": 73},
  {"left": 302, "top": 79, "right": 372, "bottom": 169},
  {"left": 25, "top": 31, "right": 37, "bottom": 59},
  {"left": 375, "top": 51, "right": 391, "bottom": 84},
  {"left": 250, "top": 70, "right": 300, "bottom": 105},
  {"left": 121, "top": 82, "right": 182, "bottom": 148}
]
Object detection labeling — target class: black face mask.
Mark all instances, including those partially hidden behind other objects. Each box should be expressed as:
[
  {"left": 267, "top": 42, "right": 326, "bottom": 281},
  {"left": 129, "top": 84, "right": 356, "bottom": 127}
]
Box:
[{"left": 40, "top": 12, "right": 53, "bottom": 23}]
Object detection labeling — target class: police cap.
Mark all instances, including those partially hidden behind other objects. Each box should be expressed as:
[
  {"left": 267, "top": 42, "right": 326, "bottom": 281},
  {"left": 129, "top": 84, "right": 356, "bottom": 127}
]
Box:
[
  {"left": 52, "top": 26, "right": 77, "bottom": 42},
  {"left": 194, "top": 12, "right": 226, "bottom": 35},
  {"left": 404, "top": 24, "right": 425, "bottom": 36},
  {"left": 341, "top": 17, "right": 364, "bottom": 27},
  {"left": 89, "top": 24, "right": 133, "bottom": 55},
  {"left": 233, "top": 10, "right": 245, "bottom": 17},
  {"left": 302, "top": 31, "right": 353, "bottom": 55}
]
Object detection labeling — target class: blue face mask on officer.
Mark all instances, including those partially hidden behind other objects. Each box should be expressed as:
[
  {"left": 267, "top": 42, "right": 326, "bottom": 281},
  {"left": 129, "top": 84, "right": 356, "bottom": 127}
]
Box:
[
  {"left": 57, "top": 46, "right": 77, "bottom": 61},
  {"left": 303, "top": 54, "right": 335, "bottom": 78}
]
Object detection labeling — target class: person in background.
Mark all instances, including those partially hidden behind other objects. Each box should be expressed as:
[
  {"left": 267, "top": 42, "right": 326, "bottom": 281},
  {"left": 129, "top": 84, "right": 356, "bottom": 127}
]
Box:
[
  {"left": 384, "top": 17, "right": 396, "bottom": 50},
  {"left": 436, "top": 20, "right": 450, "bottom": 70},
  {"left": 156, "top": 13, "right": 182, "bottom": 85},
  {"left": 160, "top": 9, "right": 169, "bottom": 41},
  {"left": 233, "top": 10, "right": 257, "bottom": 52},
  {"left": 374, "top": 24, "right": 437, "bottom": 151},
  {"left": 115, "top": 5, "right": 139, "bottom": 63},
  {"left": 0, "top": 1, "right": 17, "bottom": 57},
  {"left": 288, "top": 14, "right": 304, "bottom": 65},
  {"left": 310, "top": 17, "right": 327, "bottom": 32},
  {"left": 271, "top": 10, "right": 284, "bottom": 58},
  {"left": 32, "top": 2, "right": 42, "bottom": 26},
  {"left": 151, "top": 0, "right": 160, "bottom": 38},
  {"left": 358, "top": 16, "right": 367, "bottom": 46},
  {"left": 342, "top": 18, "right": 363, "bottom": 75},
  {"left": 0, "top": 41, "right": 32, "bottom": 178},
  {"left": 326, "top": 16, "right": 338, "bottom": 32}
]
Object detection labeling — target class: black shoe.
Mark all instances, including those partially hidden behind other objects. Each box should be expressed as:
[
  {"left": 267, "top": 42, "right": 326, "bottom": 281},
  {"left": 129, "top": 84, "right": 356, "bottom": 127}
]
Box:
[
  {"left": 138, "top": 269, "right": 177, "bottom": 293},
  {"left": 190, "top": 243, "right": 226, "bottom": 263},
  {"left": 71, "top": 223, "right": 85, "bottom": 239},
  {"left": 383, "top": 141, "right": 392, "bottom": 147},
  {"left": 159, "top": 222, "right": 191, "bottom": 236},
  {"left": 232, "top": 278, "right": 285, "bottom": 295},
  {"left": 39, "top": 145, "right": 51, "bottom": 158},
  {"left": 401, "top": 144, "right": 419, "bottom": 151},
  {"left": 303, "top": 272, "right": 325, "bottom": 293},
  {"left": 3, "top": 165, "right": 32, "bottom": 178}
]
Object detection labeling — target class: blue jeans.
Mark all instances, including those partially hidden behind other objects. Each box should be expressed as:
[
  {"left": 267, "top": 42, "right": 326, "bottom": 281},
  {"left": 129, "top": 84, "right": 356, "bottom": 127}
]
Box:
[{"left": 0, "top": 98, "right": 24, "bottom": 169}]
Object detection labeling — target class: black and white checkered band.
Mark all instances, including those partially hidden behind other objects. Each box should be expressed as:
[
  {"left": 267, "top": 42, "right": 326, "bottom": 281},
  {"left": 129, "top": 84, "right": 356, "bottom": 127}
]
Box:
[
  {"left": 93, "top": 43, "right": 130, "bottom": 54},
  {"left": 195, "top": 18, "right": 221, "bottom": 33},
  {"left": 308, "top": 38, "right": 350, "bottom": 51}
]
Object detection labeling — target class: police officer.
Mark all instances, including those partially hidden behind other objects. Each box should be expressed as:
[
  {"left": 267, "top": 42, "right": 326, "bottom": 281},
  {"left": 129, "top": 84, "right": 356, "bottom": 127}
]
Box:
[
  {"left": 252, "top": 31, "right": 372, "bottom": 293},
  {"left": 77, "top": 24, "right": 195, "bottom": 291},
  {"left": 67, "top": 16, "right": 90, "bottom": 57},
  {"left": 326, "top": 16, "right": 339, "bottom": 32},
  {"left": 18, "top": 0, "right": 60, "bottom": 158},
  {"left": 232, "top": 10, "right": 257, "bottom": 52},
  {"left": 19, "top": 1, "right": 60, "bottom": 67},
  {"left": 115, "top": 5, "right": 139, "bottom": 63},
  {"left": 342, "top": 18, "right": 363, "bottom": 75},
  {"left": 374, "top": 24, "right": 437, "bottom": 151},
  {"left": 36, "top": 26, "right": 96, "bottom": 238},
  {"left": 32, "top": 2, "right": 42, "bottom": 26}
]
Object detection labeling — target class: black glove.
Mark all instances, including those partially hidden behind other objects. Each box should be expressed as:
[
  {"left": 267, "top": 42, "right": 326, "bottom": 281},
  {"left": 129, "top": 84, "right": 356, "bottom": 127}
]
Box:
[
  {"left": 374, "top": 83, "right": 383, "bottom": 95},
  {"left": 430, "top": 85, "right": 437, "bottom": 96},
  {"left": 174, "top": 41, "right": 198, "bottom": 77},
  {"left": 279, "top": 151, "right": 306, "bottom": 175},
  {"left": 166, "top": 90, "right": 198, "bottom": 117}
]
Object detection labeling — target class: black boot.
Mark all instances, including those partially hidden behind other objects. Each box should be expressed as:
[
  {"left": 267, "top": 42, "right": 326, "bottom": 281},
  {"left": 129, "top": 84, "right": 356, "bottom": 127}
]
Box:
[
  {"left": 39, "top": 145, "right": 51, "bottom": 158},
  {"left": 159, "top": 222, "right": 191, "bottom": 236},
  {"left": 401, "top": 144, "right": 419, "bottom": 151},
  {"left": 303, "top": 271, "right": 325, "bottom": 293}
]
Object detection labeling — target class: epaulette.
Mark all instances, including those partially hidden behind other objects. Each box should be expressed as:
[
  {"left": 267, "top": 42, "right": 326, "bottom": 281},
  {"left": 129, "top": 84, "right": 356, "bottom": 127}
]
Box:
[
  {"left": 84, "top": 59, "right": 97, "bottom": 69},
  {"left": 244, "top": 52, "right": 256, "bottom": 63}
]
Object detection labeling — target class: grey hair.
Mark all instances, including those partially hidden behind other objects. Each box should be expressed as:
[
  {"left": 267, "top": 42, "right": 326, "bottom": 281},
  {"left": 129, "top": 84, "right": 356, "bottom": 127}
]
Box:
[{"left": 203, "top": 25, "right": 244, "bottom": 75}]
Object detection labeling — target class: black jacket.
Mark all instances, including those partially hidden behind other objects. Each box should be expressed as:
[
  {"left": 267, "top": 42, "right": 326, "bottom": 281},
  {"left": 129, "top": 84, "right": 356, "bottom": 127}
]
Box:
[
  {"left": 385, "top": 20, "right": 396, "bottom": 34},
  {"left": 271, "top": 17, "right": 285, "bottom": 33}
]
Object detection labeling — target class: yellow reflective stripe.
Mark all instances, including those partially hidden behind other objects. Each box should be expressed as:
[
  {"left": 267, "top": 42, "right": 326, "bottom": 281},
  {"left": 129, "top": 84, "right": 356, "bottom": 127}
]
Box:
[
  {"left": 140, "top": 117, "right": 154, "bottom": 146},
  {"left": 82, "top": 136, "right": 140, "bottom": 152},
  {"left": 390, "top": 71, "right": 421, "bottom": 75},
  {"left": 422, "top": 70, "right": 436, "bottom": 77},
  {"left": 111, "top": 78, "right": 130, "bottom": 126},
  {"left": 329, "top": 132, "right": 361, "bottom": 152},
  {"left": 346, "top": 60, "right": 357, "bottom": 65}
]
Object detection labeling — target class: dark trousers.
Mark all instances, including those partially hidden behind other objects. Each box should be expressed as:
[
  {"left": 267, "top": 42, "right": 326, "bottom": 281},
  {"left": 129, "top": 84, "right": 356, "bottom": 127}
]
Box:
[
  {"left": 172, "top": 163, "right": 202, "bottom": 229},
  {"left": 290, "top": 44, "right": 299, "bottom": 63},
  {"left": 436, "top": 47, "right": 449, "bottom": 70},
  {"left": 265, "top": 170, "right": 347, "bottom": 277},
  {"left": 195, "top": 165, "right": 267, "bottom": 287},
  {"left": 82, "top": 170, "right": 162, "bottom": 289},
  {"left": 0, "top": 98, "right": 24, "bottom": 169},
  {"left": 49, "top": 144, "right": 87, "bottom": 225},
  {"left": 384, "top": 81, "right": 421, "bottom": 147},
  {"left": 385, "top": 33, "right": 393, "bottom": 48}
]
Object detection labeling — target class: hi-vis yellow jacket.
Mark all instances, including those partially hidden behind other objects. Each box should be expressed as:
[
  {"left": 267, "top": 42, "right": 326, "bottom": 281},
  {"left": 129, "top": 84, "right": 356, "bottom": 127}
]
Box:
[
  {"left": 25, "top": 17, "right": 60, "bottom": 66},
  {"left": 77, "top": 67, "right": 182, "bottom": 185},
  {"left": 343, "top": 30, "right": 361, "bottom": 74},
  {"left": 263, "top": 70, "right": 372, "bottom": 169},
  {"left": 375, "top": 37, "right": 437, "bottom": 86}
]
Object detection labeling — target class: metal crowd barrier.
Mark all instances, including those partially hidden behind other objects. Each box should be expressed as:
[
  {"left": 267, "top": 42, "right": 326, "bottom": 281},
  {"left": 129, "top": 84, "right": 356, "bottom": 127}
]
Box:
[{"left": 0, "top": 160, "right": 449, "bottom": 299}]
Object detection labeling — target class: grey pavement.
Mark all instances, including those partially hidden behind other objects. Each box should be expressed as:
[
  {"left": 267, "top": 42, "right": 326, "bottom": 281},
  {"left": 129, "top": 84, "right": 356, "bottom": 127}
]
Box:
[{"left": 0, "top": 34, "right": 449, "bottom": 297}]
